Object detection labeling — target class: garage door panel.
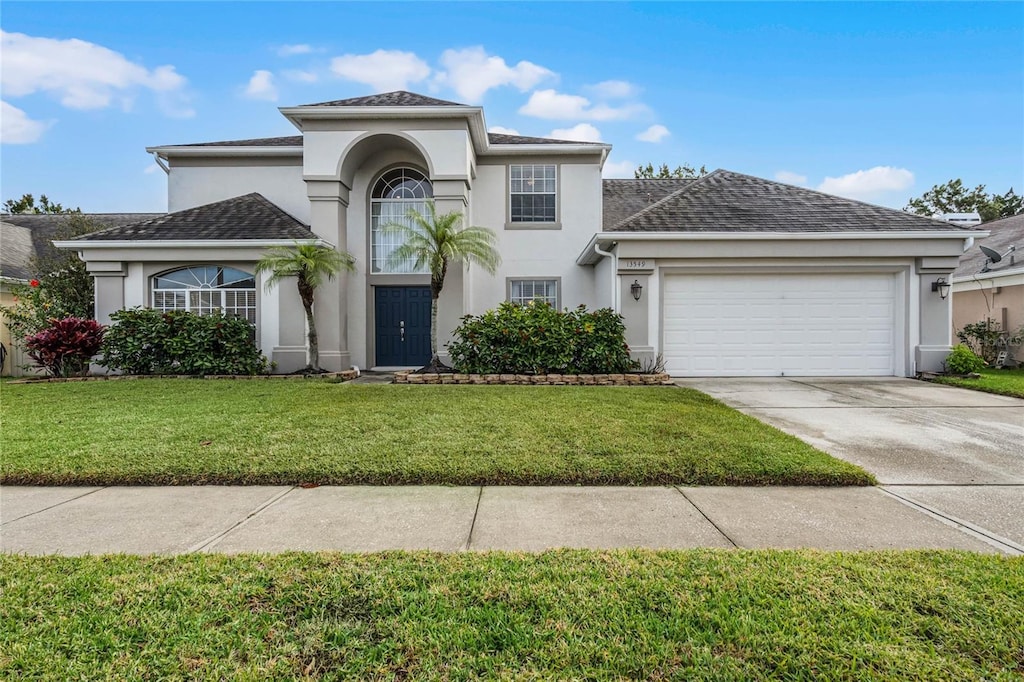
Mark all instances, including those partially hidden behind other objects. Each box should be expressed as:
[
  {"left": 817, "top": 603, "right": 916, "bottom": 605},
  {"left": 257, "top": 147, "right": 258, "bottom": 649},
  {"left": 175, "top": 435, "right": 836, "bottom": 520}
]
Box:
[{"left": 663, "top": 273, "right": 897, "bottom": 377}]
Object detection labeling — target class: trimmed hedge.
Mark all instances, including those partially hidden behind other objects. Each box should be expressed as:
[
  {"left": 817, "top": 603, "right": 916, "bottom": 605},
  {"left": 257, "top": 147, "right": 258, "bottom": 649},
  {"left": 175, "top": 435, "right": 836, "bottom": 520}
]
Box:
[
  {"left": 448, "top": 302, "right": 637, "bottom": 374},
  {"left": 101, "top": 308, "right": 268, "bottom": 376}
]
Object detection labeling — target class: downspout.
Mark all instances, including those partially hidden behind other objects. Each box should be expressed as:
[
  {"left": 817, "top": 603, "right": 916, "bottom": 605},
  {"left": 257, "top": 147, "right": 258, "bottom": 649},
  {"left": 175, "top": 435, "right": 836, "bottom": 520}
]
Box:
[
  {"left": 150, "top": 152, "right": 169, "bottom": 174},
  {"left": 593, "top": 241, "right": 618, "bottom": 312}
]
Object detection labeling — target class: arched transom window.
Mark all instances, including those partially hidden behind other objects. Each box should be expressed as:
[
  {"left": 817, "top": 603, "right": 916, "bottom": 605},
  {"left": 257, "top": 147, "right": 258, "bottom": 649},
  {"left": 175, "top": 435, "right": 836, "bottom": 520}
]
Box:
[
  {"left": 371, "top": 167, "right": 432, "bottom": 273},
  {"left": 152, "top": 266, "right": 257, "bottom": 325}
]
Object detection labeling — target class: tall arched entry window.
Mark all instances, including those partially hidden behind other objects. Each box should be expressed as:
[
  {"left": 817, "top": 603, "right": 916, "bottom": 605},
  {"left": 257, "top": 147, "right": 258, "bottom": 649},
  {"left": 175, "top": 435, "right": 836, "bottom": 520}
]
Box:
[
  {"left": 151, "top": 265, "right": 257, "bottom": 325},
  {"left": 370, "top": 167, "right": 432, "bottom": 273}
]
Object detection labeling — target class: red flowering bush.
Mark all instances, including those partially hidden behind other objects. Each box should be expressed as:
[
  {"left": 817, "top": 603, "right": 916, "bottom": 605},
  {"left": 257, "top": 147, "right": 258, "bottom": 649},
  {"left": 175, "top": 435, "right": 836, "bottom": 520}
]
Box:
[{"left": 24, "top": 317, "right": 105, "bottom": 377}]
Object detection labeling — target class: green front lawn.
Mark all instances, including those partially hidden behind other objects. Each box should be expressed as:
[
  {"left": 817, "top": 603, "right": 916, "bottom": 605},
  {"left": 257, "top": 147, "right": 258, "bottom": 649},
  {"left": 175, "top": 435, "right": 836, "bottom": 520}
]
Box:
[
  {"left": 932, "top": 367, "right": 1024, "bottom": 399},
  {"left": 2, "top": 551, "right": 1020, "bottom": 679},
  {"left": 0, "top": 380, "right": 871, "bottom": 486}
]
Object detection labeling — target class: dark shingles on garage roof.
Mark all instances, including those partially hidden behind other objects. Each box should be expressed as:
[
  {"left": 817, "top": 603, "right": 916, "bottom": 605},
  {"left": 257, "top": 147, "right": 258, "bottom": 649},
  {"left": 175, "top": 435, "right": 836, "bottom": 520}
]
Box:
[
  {"left": 2, "top": 213, "right": 161, "bottom": 281},
  {"left": 71, "top": 194, "right": 316, "bottom": 241},
  {"left": 488, "top": 132, "right": 605, "bottom": 146},
  {"left": 602, "top": 179, "right": 697, "bottom": 231},
  {"left": 303, "top": 91, "right": 466, "bottom": 108},
  {"left": 953, "top": 213, "right": 1024, "bottom": 278},
  {"left": 608, "top": 170, "right": 977, "bottom": 233}
]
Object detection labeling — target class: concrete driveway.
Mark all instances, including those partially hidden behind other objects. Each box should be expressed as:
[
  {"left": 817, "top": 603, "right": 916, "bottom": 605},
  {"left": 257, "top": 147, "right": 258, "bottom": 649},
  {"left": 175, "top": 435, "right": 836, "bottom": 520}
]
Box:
[{"left": 676, "top": 377, "right": 1024, "bottom": 551}]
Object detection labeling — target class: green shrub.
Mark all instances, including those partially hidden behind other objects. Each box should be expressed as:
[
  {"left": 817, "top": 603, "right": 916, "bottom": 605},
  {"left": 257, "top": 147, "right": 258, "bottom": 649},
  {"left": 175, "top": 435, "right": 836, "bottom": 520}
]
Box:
[
  {"left": 944, "top": 344, "right": 986, "bottom": 375},
  {"left": 448, "top": 301, "right": 637, "bottom": 374},
  {"left": 101, "top": 308, "right": 268, "bottom": 375},
  {"left": 24, "top": 317, "right": 105, "bottom": 377},
  {"left": 956, "top": 318, "right": 1024, "bottom": 363}
]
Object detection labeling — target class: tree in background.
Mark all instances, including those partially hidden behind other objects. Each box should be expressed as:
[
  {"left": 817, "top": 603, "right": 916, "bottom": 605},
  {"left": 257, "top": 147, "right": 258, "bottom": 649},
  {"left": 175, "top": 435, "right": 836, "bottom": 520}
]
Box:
[
  {"left": 1, "top": 202, "right": 98, "bottom": 349},
  {"left": 905, "top": 180, "right": 1022, "bottom": 223},
  {"left": 634, "top": 163, "right": 708, "bottom": 179},
  {"left": 3, "top": 193, "right": 80, "bottom": 214},
  {"left": 385, "top": 201, "right": 500, "bottom": 372},
  {"left": 255, "top": 243, "right": 355, "bottom": 373}
]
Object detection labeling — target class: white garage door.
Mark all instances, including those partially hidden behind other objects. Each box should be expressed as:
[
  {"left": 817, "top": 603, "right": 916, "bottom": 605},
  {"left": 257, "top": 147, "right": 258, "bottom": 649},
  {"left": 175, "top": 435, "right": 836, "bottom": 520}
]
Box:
[{"left": 663, "top": 272, "right": 897, "bottom": 376}]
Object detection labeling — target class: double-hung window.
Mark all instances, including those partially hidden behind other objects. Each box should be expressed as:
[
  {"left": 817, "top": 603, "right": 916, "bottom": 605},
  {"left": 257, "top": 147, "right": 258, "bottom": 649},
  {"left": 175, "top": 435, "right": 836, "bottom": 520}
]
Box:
[
  {"left": 509, "top": 278, "right": 559, "bottom": 308},
  {"left": 509, "top": 164, "right": 556, "bottom": 223}
]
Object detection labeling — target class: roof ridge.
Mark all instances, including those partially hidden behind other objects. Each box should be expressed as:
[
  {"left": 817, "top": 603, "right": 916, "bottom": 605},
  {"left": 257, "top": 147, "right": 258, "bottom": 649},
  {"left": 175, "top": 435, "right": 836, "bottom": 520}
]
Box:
[
  {"left": 248, "top": 192, "right": 308, "bottom": 227},
  {"left": 608, "top": 171, "right": 720, "bottom": 231}
]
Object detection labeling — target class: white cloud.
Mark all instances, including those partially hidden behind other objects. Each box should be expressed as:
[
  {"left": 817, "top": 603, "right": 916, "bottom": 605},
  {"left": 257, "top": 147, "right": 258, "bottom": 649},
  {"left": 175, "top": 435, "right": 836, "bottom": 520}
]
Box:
[
  {"left": 586, "top": 80, "right": 639, "bottom": 99},
  {"left": 277, "top": 44, "right": 313, "bottom": 57},
  {"left": 519, "top": 89, "right": 647, "bottom": 121},
  {"left": 548, "top": 123, "right": 602, "bottom": 142},
  {"left": 636, "top": 124, "right": 670, "bottom": 143},
  {"left": 243, "top": 70, "right": 278, "bottom": 101},
  {"left": 602, "top": 158, "right": 636, "bottom": 178},
  {"left": 283, "top": 69, "right": 318, "bottom": 84},
  {"left": 488, "top": 125, "right": 520, "bottom": 136},
  {"left": 817, "top": 166, "right": 915, "bottom": 201},
  {"left": 434, "top": 47, "right": 555, "bottom": 103},
  {"left": 0, "top": 100, "right": 49, "bottom": 144},
  {"left": 330, "top": 49, "right": 430, "bottom": 92},
  {"left": 775, "top": 170, "right": 808, "bottom": 185},
  {"left": 0, "top": 30, "right": 193, "bottom": 117},
  {"left": 143, "top": 162, "right": 161, "bottom": 175}
]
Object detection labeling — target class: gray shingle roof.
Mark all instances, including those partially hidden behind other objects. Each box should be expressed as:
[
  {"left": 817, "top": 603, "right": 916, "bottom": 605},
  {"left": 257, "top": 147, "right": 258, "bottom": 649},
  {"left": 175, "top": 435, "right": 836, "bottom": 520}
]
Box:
[
  {"left": 163, "top": 132, "right": 598, "bottom": 149},
  {"left": 488, "top": 132, "right": 605, "bottom": 146},
  {"left": 302, "top": 91, "right": 466, "bottom": 107},
  {"left": 602, "top": 179, "right": 697, "bottom": 231},
  {"left": 953, "top": 213, "right": 1024, "bottom": 278},
  {"left": 72, "top": 194, "right": 315, "bottom": 242},
  {"left": 608, "top": 170, "right": 975, "bottom": 233},
  {"left": 165, "top": 135, "right": 303, "bottom": 148},
  {"left": 1, "top": 213, "right": 160, "bottom": 280}
]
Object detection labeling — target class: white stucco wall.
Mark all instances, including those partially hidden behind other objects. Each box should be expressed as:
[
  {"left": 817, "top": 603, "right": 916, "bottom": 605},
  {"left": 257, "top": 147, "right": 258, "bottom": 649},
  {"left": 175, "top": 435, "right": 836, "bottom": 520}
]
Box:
[{"left": 168, "top": 161, "right": 308, "bottom": 222}]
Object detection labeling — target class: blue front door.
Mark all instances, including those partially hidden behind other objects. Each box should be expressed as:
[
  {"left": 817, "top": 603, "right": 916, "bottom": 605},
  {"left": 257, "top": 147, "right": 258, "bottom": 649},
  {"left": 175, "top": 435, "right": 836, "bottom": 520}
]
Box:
[{"left": 374, "top": 286, "right": 432, "bottom": 367}]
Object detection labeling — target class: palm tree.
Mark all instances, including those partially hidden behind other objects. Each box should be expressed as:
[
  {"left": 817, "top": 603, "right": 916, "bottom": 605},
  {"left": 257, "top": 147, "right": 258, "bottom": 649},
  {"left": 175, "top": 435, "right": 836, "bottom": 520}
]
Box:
[
  {"left": 255, "top": 243, "right": 355, "bottom": 373},
  {"left": 386, "top": 201, "right": 500, "bottom": 371}
]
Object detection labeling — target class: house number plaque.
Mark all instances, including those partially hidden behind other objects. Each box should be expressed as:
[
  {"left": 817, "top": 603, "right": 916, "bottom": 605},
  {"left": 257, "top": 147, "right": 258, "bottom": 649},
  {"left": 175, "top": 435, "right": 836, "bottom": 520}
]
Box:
[{"left": 619, "top": 259, "right": 654, "bottom": 273}]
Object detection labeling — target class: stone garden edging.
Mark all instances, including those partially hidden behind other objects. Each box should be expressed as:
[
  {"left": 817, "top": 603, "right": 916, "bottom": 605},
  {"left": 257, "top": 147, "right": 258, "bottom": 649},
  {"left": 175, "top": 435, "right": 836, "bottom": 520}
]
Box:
[
  {"left": 393, "top": 370, "right": 672, "bottom": 385},
  {"left": 8, "top": 369, "right": 359, "bottom": 385}
]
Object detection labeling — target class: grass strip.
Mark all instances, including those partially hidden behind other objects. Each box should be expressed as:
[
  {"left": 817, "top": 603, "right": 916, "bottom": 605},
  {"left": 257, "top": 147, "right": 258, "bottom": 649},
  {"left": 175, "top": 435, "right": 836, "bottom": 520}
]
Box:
[
  {"left": 1, "top": 381, "right": 872, "bottom": 486},
  {"left": 931, "top": 368, "right": 1024, "bottom": 399},
  {"left": 1, "top": 550, "right": 1020, "bottom": 680}
]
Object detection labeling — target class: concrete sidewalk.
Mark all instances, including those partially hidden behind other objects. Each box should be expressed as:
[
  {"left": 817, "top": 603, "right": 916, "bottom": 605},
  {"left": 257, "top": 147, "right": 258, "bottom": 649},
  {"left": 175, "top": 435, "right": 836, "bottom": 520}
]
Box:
[{"left": 2, "top": 484, "right": 1016, "bottom": 556}]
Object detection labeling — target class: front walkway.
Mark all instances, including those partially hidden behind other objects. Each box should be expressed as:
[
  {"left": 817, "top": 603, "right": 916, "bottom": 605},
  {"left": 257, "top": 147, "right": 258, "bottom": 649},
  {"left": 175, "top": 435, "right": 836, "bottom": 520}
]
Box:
[{"left": 1, "top": 484, "right": 1013, "bottom": 556}]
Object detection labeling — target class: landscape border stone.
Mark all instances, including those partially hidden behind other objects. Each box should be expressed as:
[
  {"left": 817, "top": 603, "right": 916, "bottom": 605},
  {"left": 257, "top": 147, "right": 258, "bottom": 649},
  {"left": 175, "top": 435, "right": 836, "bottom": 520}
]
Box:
[
  {"left": 8, "top": 369, "right": 359, "bottom": 385},
  {"left": 394, "top": 370, "right": 672, "bottom": 386}
]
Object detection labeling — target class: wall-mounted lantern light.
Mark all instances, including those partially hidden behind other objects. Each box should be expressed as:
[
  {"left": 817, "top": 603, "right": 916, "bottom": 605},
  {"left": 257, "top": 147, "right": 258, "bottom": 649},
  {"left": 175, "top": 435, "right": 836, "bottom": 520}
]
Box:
[
  {"left": 931, "top": 277, "right": 951, "bottom": 300},
  {"left": 631, "top": 279, "right": 643, "bottom": 301}
]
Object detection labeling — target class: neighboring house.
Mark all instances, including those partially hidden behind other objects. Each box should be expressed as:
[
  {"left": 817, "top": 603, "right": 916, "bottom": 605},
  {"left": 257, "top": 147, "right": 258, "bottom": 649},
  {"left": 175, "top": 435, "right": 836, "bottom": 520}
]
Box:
[
  {"left": 1, "top": 213, "right": 158, "bottom": 376},
  {"left": 58, "top": 91, "right": 980, "bottom": 377},
  {"left": 951, "top": 212, "right": 1023, "bottom": 340}
]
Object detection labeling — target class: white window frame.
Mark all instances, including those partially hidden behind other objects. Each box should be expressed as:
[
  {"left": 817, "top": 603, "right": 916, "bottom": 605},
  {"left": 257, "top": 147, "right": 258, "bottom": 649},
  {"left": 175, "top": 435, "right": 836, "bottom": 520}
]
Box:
[
  {"left": 509, "top": 164, "right": 557, "bottom": 224},
  {"left": 508, "top": 278, "right": 560, "bottom": 308},
  {"left": 371, "top": 167, "right": 432, "bottom": 274},
  {"left": 151, "top": 266, "right": 257, "bottom": 328}
]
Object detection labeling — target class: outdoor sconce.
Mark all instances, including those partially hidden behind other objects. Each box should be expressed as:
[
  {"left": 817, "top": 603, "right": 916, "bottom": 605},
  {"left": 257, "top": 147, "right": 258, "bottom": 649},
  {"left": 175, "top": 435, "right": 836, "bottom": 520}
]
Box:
[
  {"left": 932, "top": 277, "right": 951, "bottom": 300},
  {"left": 631, "top": 279, "right": 643, "bottom": 301}
]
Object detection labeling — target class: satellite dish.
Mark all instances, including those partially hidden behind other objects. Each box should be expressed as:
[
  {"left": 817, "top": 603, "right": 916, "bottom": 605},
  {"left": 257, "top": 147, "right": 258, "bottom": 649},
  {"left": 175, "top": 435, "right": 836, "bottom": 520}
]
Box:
[{"left": 980, "top": 245, "right": 1003, "bottom": 262}]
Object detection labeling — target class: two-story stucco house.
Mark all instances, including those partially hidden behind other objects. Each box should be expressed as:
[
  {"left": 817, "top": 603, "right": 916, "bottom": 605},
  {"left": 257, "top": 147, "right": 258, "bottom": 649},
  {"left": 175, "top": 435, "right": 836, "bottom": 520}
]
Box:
[{"left": 59, "top": 91, "right": 981, "bottom": 376}]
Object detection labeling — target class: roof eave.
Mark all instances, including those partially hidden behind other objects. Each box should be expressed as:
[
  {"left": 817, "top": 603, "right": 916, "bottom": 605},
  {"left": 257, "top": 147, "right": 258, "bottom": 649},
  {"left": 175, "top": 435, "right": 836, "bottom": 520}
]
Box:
[
  {"left": 576, "top": 230, "right": 989, "bottom": 266},
  {"left": 54, "top": 238, "right": 326, "bottom": 250},
  {"left": 482, "top": 143, "right": 611, "bottom": 159},
  {"left": 147, "top": 145, "right": 303, "bottom": 160}
]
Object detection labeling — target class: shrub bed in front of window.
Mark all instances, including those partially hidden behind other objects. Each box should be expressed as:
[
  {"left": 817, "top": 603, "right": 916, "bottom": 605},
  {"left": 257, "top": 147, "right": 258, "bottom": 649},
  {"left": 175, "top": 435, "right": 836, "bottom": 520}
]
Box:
[
  {"left": 448, "top": 302, "right": 637, "bottom": 374},
  {"left": 101, "top": 308, "right": 268, "bottom": 376}
]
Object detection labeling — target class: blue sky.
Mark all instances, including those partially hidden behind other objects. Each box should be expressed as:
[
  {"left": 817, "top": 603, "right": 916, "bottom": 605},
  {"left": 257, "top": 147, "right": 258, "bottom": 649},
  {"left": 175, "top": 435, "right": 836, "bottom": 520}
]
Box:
[{"left": 2, "top": 1, "right": 1021, "bottom": 212}]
